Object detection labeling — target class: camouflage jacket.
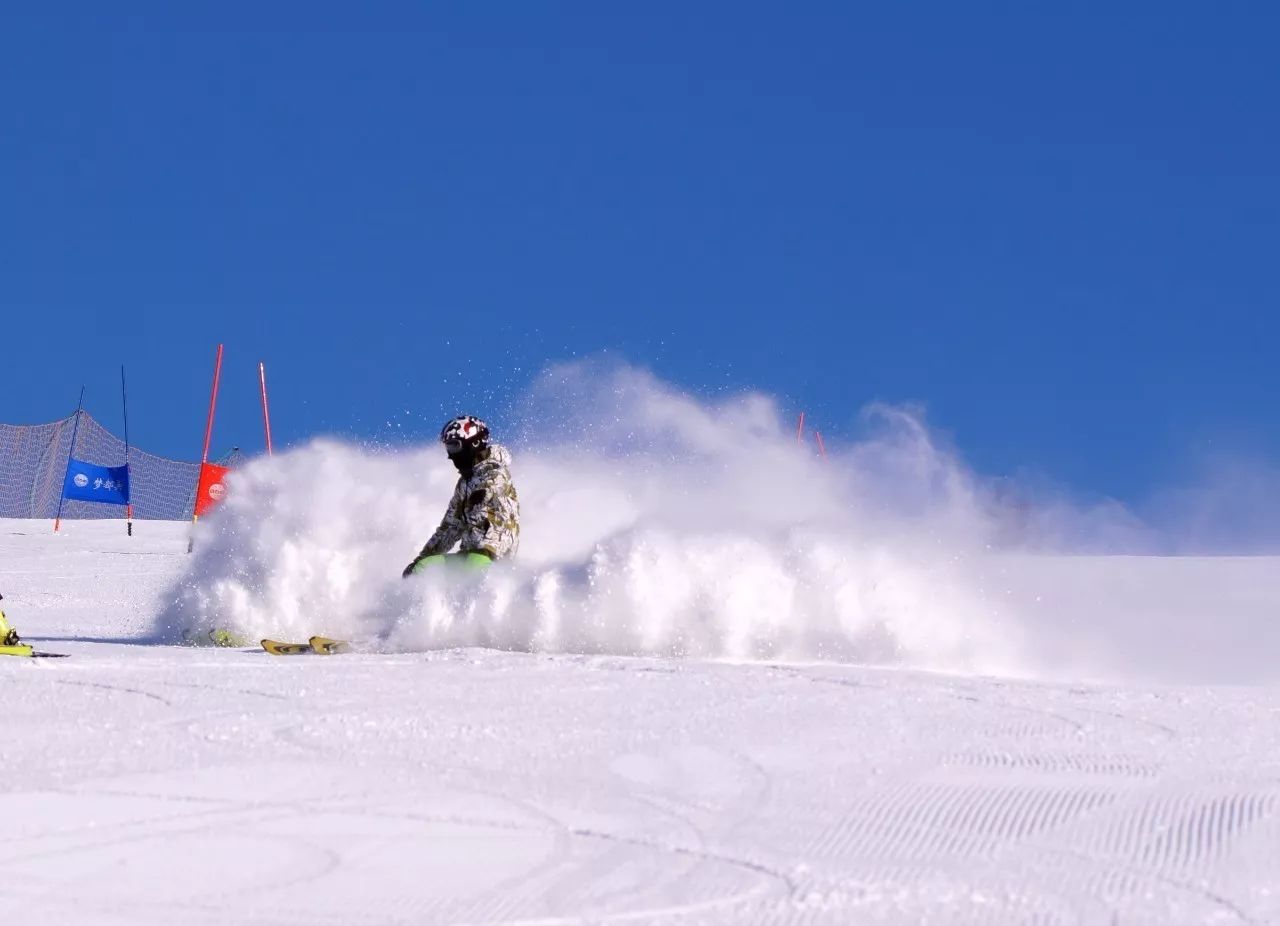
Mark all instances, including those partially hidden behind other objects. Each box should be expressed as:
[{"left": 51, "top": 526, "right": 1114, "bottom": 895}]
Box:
[{"left": 421, "top": 443, "right": 520, "bottom": 559}]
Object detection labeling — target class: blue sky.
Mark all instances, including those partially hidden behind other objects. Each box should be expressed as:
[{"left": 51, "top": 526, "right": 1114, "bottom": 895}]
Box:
[{"left": 2, "top": 3, "right": 1277, "bottom": 504}]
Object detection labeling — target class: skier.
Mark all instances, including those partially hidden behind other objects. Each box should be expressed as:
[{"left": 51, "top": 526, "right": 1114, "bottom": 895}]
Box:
[{"left": 403, "top": 415, "right": 520, "bottom": 576}]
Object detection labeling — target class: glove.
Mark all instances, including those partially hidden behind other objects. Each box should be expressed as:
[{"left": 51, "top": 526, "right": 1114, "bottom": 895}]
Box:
[{"left": 402, "top": 558, "right": 421, "bottom": 578}]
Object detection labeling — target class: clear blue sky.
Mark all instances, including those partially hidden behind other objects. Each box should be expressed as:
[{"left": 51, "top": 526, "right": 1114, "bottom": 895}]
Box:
[{"left": 2, "top": 3, "right": 1277, "bottom": 503}]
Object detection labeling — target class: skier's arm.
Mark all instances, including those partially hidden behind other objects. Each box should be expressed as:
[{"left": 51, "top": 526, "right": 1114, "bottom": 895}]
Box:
[
  {"left": 405, "top": 482, "right": 466, "bottom": 573},
  {"left": 422, "top": 489, "right": 466, "bottom": 556}
]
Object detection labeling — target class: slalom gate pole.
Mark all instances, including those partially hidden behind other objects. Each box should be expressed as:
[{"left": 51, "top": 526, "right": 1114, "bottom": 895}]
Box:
[
  {"left": 814, "top": 430, "right": 827, "bottom": 459},
  {"left": 796, "top": 412, "right": 806, "bottom": 442},
  {"left": 54, "top": 387, "right": 86, "bottom": 533},
  {"left": 121, "top": 365, "right": 133, "bottom": 536},
  {"left": 258, "top": 362, "right": 273, "bottom": 456},
  {"left": 200, "top": 344, "right": 224, "bottom": 467},
  {"left": 189, "top": 344, "right": 224, "bottom": 553}
]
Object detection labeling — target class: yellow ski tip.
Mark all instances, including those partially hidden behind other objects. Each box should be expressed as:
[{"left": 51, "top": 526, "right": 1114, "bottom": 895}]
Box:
[
  {"left": 261, "top": 639, "right": 314, "bottom": 656},
  {"left": 309, "top": 636, "right": 351, "bottom": 655}
]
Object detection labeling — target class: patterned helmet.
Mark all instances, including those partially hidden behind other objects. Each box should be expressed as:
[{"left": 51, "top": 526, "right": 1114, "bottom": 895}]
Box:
[{"left": 440, "top": 415, "right": 490, "bottom": 453}]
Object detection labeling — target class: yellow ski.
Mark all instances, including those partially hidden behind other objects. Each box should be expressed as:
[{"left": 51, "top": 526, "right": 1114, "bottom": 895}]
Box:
[
  {"left": 260, "top": 637, "right": 352, "bottom": 656},
  {"left": 261, "top": 639, "right": 314, "bottom": 656},
  {"left": 309, "top": 636, "right": 350, "bottom": 655},
  {"left": 0, "top": 643, "right": 67, "bottom": 658}
]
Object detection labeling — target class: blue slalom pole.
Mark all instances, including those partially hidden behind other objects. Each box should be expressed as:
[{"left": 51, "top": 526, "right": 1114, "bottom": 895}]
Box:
[
  {"left": 121, "top": 366, "right": 133, "bottom": 536},
  {"left": 54, "top": 386, "right": 85, "bottom": 533}
]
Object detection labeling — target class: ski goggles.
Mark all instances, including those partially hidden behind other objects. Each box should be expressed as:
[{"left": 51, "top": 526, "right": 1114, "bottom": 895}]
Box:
[{"left": 443, "top": 438, "right": 466, "bottom": 453}]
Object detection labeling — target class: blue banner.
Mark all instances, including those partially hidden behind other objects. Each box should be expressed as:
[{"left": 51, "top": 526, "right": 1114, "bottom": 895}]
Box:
[{"left": 62, "top": 459, "right": 131, "bottom": 506}]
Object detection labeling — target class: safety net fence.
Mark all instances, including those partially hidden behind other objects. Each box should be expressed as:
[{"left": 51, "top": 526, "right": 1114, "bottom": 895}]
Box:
[{"left": 0, "top": 413, "right": 240, "bottom": 520}]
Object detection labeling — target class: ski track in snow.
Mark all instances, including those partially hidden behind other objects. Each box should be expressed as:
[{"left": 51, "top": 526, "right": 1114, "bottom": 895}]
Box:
[{"left": 3, "top": 522, "right": 1280, "bottom": 925}]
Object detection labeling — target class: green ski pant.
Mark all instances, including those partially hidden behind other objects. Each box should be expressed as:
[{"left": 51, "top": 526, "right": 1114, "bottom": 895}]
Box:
[{"left": 407, "top": 551, "right": 493, "bottom": 575}]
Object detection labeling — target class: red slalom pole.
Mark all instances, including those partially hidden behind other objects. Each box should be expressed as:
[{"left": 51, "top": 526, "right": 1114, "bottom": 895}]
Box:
[
  {"left": 189, "top": 344, "right": 224, "bottom": 552},
  {"left": 814, "top": 430, "right": 827, "bottom": 459},
  {"left": 200, "top": 344, "right": 224, "bottom": 467},
  {"left": 258, "top": 362, "right": 273, "bottom": 456},
  {"left": 796, "top": 412, "right": 806, "bottom": 442}
]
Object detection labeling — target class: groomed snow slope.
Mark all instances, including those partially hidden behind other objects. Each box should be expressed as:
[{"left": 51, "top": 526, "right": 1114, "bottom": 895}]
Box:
[{"left": 3, "top": 520, "right": 1280, "bottom": 925}]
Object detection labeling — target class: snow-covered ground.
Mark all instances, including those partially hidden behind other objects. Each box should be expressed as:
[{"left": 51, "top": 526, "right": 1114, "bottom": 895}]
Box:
[{"left": 4, "top": 519, "right": 1279, "bottom": 925}]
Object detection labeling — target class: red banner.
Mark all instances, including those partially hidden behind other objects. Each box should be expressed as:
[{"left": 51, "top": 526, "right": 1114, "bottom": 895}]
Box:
[{"left": 195, "top": 463, "right": 230, "bottom": 517}]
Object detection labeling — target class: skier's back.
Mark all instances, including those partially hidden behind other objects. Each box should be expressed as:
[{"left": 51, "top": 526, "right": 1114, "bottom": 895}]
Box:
[{"left": 403, "top": 415, "right": 520, "bottom": 575}]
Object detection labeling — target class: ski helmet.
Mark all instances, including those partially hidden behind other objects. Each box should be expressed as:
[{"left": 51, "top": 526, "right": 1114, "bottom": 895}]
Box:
[{"left": 440, "top": 415, "right": 490, "bottom": 454}]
